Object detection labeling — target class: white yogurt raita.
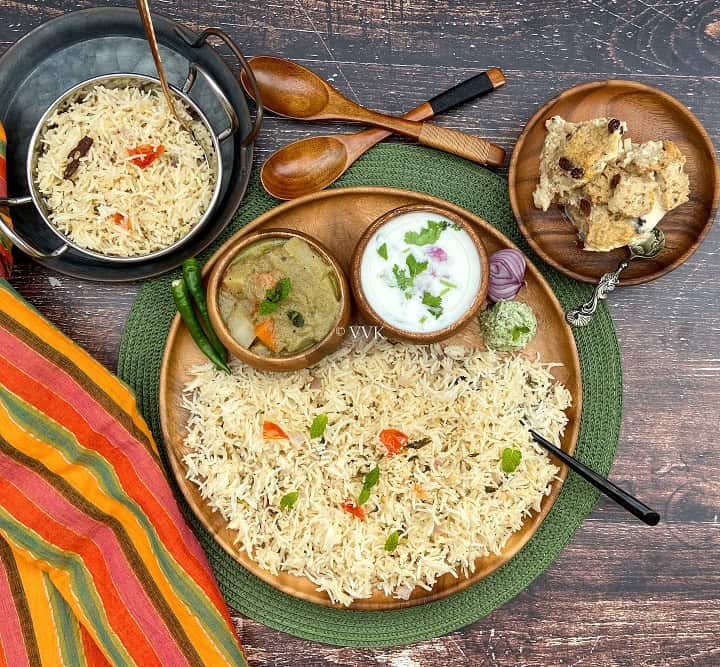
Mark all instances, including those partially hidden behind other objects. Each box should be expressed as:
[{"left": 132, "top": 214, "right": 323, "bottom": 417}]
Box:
[{"left": 360, "top": 211, "right": 482, "bottom": 333}]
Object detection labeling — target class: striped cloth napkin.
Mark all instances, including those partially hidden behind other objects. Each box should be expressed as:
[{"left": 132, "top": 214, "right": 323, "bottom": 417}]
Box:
[{"left": 0, "top": 123, "right": 248, "bottom": 665}]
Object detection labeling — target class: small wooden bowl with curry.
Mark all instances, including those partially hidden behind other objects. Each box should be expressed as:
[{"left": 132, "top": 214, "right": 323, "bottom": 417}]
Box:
[{"left": 206, "top": 229, "right": 351, "bottom": 371}]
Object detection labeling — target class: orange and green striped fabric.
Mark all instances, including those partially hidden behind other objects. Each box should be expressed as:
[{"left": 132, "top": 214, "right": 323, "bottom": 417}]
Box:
[{"left": 0, "top": 126, "right": 248, "bottom": 665}]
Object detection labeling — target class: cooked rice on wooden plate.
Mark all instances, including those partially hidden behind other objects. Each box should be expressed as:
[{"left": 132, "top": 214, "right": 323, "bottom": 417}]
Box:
[
  {"left": 182, "top": 339, "right": 571, "bottom": 606},
  {"left": 35, "top": 84, "right": 215, "bottom": 257}
]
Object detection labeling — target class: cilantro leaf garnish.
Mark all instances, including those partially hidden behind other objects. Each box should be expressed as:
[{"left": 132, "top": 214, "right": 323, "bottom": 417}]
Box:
[
  {"left": 422, "top": 291, "right": 443, "bottom": 319},
  {"left": 280, "top": 491, "right": 299, "bottom": 509},
  {"left": 392, "top": 255, "right": 427, "bottom": 293},
  {"left": 310, "top": 414, "right": 328, "bottom": 439},
  {"left": 511, "top": 325, "right": 531, "bottom": 342},
  {"left": 377, "top": 243, "right": 388, "bottom": 260},
  {"left": 404, "top": 219, "right": 449, "bottom": 246},
  {"left": 267, "top": 277, "right": 290, "bottom": 302},
  {"left": 258, "top": 300, "right": 278, "bottom": 316},
  {"left": 258, "top": 277, "right": 291, "bottom": 315},
  {"left": 501, "top": 448, "right": 522, "bottom": 473},
  {"left": 405, "top": 254, "right": 428, "bottom": 278},
  {"left": 392, "top": 265, "right": 412, "bottom": 290}
]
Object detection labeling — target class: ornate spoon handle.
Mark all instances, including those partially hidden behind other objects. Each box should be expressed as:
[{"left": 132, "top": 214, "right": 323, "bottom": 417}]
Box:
[{"left": 565, "top": 259, "right": 630, "bottom": 327}]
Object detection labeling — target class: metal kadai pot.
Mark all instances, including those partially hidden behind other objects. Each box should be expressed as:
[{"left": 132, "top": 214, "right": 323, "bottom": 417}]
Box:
[{"left": 0, "top": 35, "right": 262, "bottom": 264}]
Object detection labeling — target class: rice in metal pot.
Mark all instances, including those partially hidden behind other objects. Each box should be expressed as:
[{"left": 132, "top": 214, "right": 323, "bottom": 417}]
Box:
[{"left": 34, "top": 84, "right": 215, "bottom": 257}]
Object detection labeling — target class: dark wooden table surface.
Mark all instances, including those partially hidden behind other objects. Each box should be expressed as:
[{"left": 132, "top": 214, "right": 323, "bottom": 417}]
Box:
[{"left": 2, "top": 1, "right": 719, "bottom": 664}]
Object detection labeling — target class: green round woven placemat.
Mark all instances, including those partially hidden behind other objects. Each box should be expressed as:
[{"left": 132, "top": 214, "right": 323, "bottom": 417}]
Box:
[{"left": 118, "top": 144, "right": 622, "bottom": 647}]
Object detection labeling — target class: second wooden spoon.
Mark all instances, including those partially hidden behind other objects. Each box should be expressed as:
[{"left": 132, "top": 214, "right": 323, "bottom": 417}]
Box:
[
  {"left": 241, "top": 56, "right": 505, "bottom": 167},
  {"left": 260, "top": 68, "right": 506, "bottom": 200}
]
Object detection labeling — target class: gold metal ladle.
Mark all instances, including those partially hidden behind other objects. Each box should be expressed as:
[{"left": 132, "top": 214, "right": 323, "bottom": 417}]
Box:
[{"left": 135, "top": 0, "right": 209, "bottom": 164}]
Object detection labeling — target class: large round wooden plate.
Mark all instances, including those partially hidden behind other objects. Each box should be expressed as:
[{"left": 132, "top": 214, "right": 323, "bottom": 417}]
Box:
[
  {"left": 509, "top": 80, "right": 719, "bottom": 285},
  {"left": 159, "top": 187, "right": 582, "bottom": 610}
]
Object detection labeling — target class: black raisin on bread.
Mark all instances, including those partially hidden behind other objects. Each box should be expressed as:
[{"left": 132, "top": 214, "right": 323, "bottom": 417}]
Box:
[{"left": 534, "top": 118, "right": 689, "bottom": 252}]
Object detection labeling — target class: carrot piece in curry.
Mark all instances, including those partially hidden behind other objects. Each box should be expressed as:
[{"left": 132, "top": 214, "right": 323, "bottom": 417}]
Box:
[{"left": 255, "top": 318, "right": 279, "bottom": 352}]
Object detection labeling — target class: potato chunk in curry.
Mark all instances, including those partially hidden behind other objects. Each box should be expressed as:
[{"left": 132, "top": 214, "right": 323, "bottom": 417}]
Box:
[{"left": 219, "top": 237, "right": 341, "bottom": 355}]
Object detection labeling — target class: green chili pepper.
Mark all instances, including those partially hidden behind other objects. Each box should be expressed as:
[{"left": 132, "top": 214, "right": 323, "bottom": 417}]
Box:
[
  {"left": 384, "top": 530, "right": 400, "bottom": 552},
  {"left": 182, "top": 258, "right": 227, "bottom": 360},
  {"left": 171, "top": 279, "right": 230, "bottom": 373}
]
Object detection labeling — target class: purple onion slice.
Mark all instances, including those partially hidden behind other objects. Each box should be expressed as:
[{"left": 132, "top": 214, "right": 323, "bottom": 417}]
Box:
[{"left": 488, "top": 249, "right": 526, "bottom": 302}]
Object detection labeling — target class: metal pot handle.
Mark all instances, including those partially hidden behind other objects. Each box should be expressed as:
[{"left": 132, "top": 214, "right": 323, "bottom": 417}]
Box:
[
  {"left": 0, "top": 197, "right": 68, "bottom": 259},
  {"left": 182, "top": 62, "right": 239, "bottom": 142},
  {"left": 182, "top": 27, "right": 263, "bottom": 147}
]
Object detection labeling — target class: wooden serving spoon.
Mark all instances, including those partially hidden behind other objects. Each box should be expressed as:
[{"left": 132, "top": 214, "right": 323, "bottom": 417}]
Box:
[
  {"left": 259, "top": 69, "right": 506, "bottom": 200},
  {"left": 240, "top": 56, "right": 505, "bottom": 168}
]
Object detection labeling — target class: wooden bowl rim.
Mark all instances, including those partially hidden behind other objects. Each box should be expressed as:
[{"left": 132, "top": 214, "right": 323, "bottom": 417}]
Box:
[
  {"left": 206, "top": 228, "right": 351, "bottom": 371},
  {"left": 349, "top": 203, "right": 490, "bottom": 343},
  {"left": 159, "top": 185, "right": 582, "bottom": 610},
  {"left": 508, "top": 78, "right": 720, "bottom": 285}
]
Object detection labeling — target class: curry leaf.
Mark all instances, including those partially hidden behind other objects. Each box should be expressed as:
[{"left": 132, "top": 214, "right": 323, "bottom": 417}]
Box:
[
  {"left": 364, "top": 465, "right": 380, "bottom": 488},
  {"left": 357, "top": 486, "right": 371, "bottom": 506},
  {"left": 287, "top": 310, "right": 305, "bottom": 327},
  {"left": 358, "top": 465, "right": 380, "bottom": 505}
]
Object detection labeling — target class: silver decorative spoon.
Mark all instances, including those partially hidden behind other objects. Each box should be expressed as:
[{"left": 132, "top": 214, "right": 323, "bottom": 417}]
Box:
[{"left": 565, "top": 229, "right": 666, "bottom": 327}]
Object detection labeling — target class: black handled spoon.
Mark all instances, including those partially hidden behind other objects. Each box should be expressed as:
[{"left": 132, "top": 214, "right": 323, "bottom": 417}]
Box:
[
  {"left": 253, "top": 68, "right": 506, "bottom": 200},
  {"left": 529, "top": 429, "right": 660, "bottom": 526}
]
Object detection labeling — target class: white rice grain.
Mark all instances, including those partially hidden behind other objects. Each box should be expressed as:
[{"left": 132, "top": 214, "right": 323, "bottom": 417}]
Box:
[
  {"left": 35, "top": 84, "right": 214, "bottom": 257},
  {"left": 182, "top": 339, "right": 571, "bottom": 606}
]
